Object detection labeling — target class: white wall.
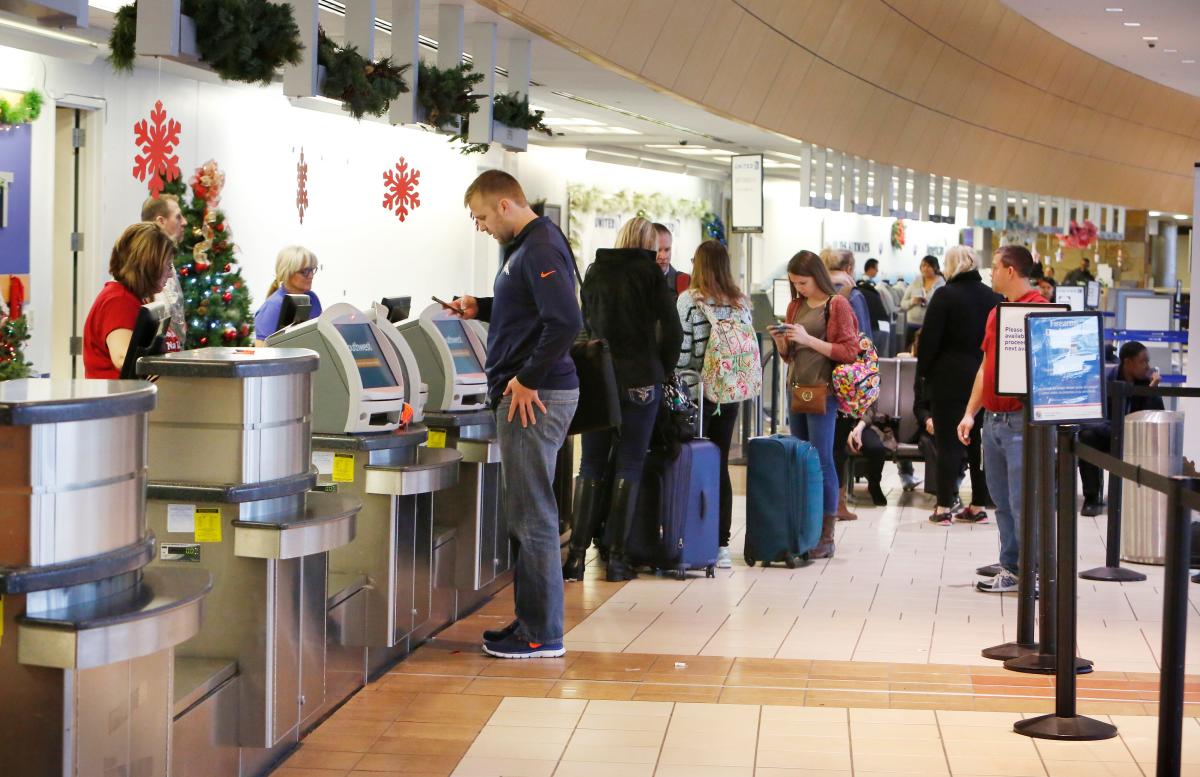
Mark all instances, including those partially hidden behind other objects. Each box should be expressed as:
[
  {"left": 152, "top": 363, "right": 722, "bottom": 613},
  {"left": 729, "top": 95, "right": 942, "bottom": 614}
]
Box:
[{"left": 0, "top": 46, "right": 720, "bottom": 376}]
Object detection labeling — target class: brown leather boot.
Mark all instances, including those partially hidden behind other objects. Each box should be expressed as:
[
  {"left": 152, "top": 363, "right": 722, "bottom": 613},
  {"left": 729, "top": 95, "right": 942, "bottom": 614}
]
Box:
[
  {"left": 810, "top": 515, "right": 837, "bottom": 559},
  {"left": 836, "top": 493, "right": 858, "bottom": 521}
]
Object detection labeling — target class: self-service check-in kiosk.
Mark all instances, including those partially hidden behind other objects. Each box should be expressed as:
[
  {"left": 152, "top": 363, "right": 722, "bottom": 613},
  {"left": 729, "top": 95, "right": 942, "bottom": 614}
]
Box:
[
  {"left": 272, "top": 305, "right": 464, "bottom": 675},
  {"left": 398, "top": 303, "right": 511, "bottom": 621},
  {"left": 0, "top": 380, "right": 212, "bottom": 777},
  {"left": 137, "top": 348, "right": 361, "bottom": 777}
]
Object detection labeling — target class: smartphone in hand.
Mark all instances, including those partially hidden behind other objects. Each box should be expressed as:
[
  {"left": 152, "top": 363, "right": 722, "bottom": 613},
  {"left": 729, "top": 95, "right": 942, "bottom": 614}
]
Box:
[{"left": 432, "top": 295, "right": 463, "bottom": 315}]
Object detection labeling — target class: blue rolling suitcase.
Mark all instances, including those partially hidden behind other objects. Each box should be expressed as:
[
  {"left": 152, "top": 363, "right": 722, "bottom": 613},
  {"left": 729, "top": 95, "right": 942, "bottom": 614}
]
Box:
[
  {"left": 628, "top": 438, "right": 721, "bottom": 579},
  {"left": 744, "top": 435, "right": 823, "bottom": 568}
]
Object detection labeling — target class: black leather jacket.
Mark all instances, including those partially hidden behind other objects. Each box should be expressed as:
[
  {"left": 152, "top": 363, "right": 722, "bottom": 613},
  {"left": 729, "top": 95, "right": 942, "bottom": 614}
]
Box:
[{"left": 581, "top": 248, "right": 683, "bottom": 390}]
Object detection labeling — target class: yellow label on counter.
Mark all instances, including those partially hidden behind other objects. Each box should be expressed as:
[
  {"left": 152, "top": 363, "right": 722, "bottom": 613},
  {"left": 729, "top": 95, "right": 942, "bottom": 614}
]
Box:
[
  {"left": 195, "top": 508, "right": 222, "bottom": 543},
  {"left": 332, "top": 453, "right": 355, "bottom": 483},
  {"left": 427, "top": 429, "right": 447, "bottom": 449}
]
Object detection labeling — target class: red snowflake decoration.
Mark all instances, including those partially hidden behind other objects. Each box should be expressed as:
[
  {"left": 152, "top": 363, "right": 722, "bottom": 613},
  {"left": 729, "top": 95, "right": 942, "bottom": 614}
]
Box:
[
  {"left": 132, "top": 100, "right": 182, "bottom": 198},
  {"left": 382, "top": 157, "right": 421, "bottom": 222},
  {"left": 296, "top": 148, "right": 309, "bottom": 224}
]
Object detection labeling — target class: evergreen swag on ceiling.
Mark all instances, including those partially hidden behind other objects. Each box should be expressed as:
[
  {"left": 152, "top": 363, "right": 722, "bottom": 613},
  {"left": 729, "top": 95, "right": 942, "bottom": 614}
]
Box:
[
  {"left": 109, "top": 0, "right": 302, "bottom": 85},
  {"left": 416, "top": 60, "right": 483, "bottom": 135},
  {"left": 317, "top": 28, "right": 409, "bottom": 119},
  {"left": 455, "top": 92, "right": 553, "bottom": 155},
  {"left": 566, "top": 184, "right": 709, "bottom": 253},
  {"left": 0, "top": 89, "right": 42, "bottom": 127}
]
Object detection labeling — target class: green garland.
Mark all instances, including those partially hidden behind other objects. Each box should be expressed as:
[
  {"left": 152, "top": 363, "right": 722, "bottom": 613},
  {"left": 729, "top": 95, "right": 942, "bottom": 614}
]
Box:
[
  {"left": 566, "top": 184, "right": 709, "bottom": 252},
  {"left": 109, "top": 0, "right": 302, "bottom": 85},
  {"left": 416, "top": 60, "right": 484, "bottom": 149},
  {"left": 317, "top": 28, "right": 409, "bottom": 119},
  {"left": 0, "top": 90, "right": 42, "bottom": 126},
  {"left": 454, "top": 91, "right": 554, "bottom": 155}
]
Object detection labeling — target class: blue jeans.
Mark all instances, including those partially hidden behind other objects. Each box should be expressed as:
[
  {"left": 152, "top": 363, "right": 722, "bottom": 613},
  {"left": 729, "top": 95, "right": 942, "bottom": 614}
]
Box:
[
  {"left": 982, "top": 411, "right": 1024, "bottom": 573},
  {"left": 496, "top": 388, "right": 578, "bottom": 644},
  {"left": 790, "top": 394, "right": 839, "bottom": 515},
  {"left": 579, "top": 385, "right": 660, "bottom": 481}
]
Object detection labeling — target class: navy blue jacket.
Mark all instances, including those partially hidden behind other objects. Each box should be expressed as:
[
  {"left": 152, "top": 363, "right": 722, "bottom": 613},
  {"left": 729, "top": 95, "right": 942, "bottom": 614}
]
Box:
[{"left": 475, "top": 217, "right": 582, "bottom": 404}]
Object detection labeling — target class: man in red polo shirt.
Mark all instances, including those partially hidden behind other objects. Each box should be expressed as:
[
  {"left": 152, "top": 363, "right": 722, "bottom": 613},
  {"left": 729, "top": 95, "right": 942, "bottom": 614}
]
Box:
[{"left": 957, "top": 245, "right": 1048, "bottom": 593}]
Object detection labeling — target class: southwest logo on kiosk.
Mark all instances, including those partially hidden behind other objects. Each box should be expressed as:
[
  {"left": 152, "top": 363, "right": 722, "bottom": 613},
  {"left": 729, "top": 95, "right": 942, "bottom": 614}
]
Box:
[{"left": 540, "top": 270, "right": 557, "bottom": 279}]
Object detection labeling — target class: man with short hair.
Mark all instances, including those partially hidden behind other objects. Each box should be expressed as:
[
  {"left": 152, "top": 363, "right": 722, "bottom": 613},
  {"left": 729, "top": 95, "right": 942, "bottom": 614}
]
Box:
[
  {"left": 652, "top": 222, "right": 690, "bottom": 297},
  {"left": 856, "top": 257, "right": 891, "bottom": 356},
  {"left": 1078, "top": 341, "right": 1163, "bottom": 516},
  {"left": 1064, "top": 256, "right": 1095, "bottom": 285},
  {"left": 141, "top": 195, "right": 186, "bottom": 350},
  {"left": 455, "top": 170, "right": 581, "bottom": 659},
  {"left": 958, "top": 245, "right": 1048, "bottom": 593}
]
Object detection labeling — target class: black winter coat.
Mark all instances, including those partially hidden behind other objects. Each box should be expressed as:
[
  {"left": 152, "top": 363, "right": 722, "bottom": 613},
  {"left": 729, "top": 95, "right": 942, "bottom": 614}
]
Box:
[
  {"left": 581, "top": 248, "right": 683, "bottom": 390},
  {"left": 917, "top": 270, "right": 1002, "bottom": 403}
]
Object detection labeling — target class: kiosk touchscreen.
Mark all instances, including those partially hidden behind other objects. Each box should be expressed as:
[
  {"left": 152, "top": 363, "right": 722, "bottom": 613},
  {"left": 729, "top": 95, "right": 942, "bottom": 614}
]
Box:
[
  {"left": 266, "top": 302, "right": 408, "bottom": 433},
  {"left": 365, "top": 302, "right": 428, "bottom": 422},
  {"left": 396, "top": 302, "right": 489, "bottom": 412}
]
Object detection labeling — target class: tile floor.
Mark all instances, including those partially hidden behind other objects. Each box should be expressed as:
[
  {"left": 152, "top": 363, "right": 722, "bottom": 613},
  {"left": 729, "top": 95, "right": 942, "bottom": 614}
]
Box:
[{"left": 278, "top": 465, "right": 1200, "bottom": 777}]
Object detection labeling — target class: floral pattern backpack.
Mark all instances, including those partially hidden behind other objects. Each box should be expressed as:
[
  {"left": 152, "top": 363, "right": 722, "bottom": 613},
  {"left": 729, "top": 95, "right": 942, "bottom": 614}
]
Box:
[
  {"left": 826, "top": 287, "right": 880, "bottom": 416},
  {"left": 694, "top": 296, "right": 763, "bottom": 405}
]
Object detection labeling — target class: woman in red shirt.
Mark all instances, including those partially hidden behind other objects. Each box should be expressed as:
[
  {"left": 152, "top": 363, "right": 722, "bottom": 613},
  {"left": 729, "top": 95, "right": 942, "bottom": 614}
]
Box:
[{"left": 83, "top": 223, "right": 176, "bottom": 378}]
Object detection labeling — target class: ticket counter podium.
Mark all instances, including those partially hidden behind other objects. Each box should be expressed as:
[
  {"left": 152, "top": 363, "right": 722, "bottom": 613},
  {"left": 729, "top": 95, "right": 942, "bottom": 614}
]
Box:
[
  {"left": 269, "top": 305, "right": 465, "bottom": 677},
  {"left": 0, "top": 380, "right": 211, "bottom": 777},
  {"left": 137, "top": 348, "right": 361, "bottom": 777},
  {"left": 397, "top": 303, "right": 512, "bottom": 621}
]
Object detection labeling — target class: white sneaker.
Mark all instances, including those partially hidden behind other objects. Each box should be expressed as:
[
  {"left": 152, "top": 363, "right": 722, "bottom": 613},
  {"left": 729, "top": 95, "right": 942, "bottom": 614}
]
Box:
[
  {"left": 976, "top": 571, "right": 1018, "bottom": 593},
  {"left": 716, "top": 546, "right": 732, "bottom": 568}
]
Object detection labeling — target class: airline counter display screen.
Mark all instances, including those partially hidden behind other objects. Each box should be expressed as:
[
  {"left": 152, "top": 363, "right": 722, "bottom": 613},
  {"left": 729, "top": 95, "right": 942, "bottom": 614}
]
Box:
[
  {"left": 334, "top": 322, "right": 398, "bottom": 389},
  {"left": 433, "top": 319, "right": 485, "bottom": 377}
]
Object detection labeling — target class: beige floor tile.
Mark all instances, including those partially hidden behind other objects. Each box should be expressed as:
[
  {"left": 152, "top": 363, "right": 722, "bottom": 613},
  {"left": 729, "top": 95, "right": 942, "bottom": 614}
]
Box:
[
  {"left": 756, "top": 748, "right": 852, "bottom": 771},
  {"left": 850, "top": 737, "right": 948, "bottom": 757},
  {"left": 945, "top": 754, "right": 1048, "bottom": 776},
  {"left": 564, "top": 728, "right": 663, "bottom": 749},
  {"left": 759, "top": 723, "right": 850, "bottom": 740},
  {"left": 550, "top": 762, "right": 653, "bottom": 777},
  {"left": 658, "top": 741, "right": 757, "bottom": 767},
  {"left": 756, "top": 735, "right": 850, "bottom": 755},
  {"left": 653, "top": 765, "right": 753, "bottom": 777},
  {"left": 753, "top": 770, "right": 851, "bottom": 777},
  {"left": 1040, "top": 762, "right": 1145, "bottom": 777},
  {"left": 559, "top": 743, "right": 660, "bottom": 764},
  {"left": 849, "top": 708, "right": 939, "bottom": 725},
  {"left": 449, "top": 757, "right": 558, "bottom": 777},
  {"left": 850, "top": 752, "right": 950, "bottom": 774},
  {"left": 585, "top": 699, "right": 674, "bottom": 717},
  {"left": 576, "top": 712, "right": 670, "bottom": 732},
  {"left": 760, "top": 706, "right": 849, "bottom": 725},
  {"left": 851, "top": 722, "right": 942, "bottom": 740}
]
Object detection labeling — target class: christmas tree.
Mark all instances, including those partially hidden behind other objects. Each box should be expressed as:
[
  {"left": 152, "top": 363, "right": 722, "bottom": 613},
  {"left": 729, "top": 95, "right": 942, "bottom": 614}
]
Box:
[
  {"left": 158, "top": 161, "right": 255, "bottom": 348},
  {"left": 0, "top": 315, "right": 33, "bottom": 381}
]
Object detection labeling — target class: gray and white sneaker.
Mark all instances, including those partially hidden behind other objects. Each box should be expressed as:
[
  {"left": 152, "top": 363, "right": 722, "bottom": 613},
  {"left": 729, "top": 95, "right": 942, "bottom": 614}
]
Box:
[
  {"left": 976, "top": 571, "right": 1018, "bottom": 593},
  {"left": 716, "top": 546, "right": 732, "bottom": 569}
]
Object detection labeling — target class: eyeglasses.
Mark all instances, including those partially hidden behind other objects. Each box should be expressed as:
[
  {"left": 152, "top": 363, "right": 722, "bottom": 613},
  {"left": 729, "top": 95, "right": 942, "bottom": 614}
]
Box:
[{"left": 297, "top": 265, "right": 321, "bottom": 278}]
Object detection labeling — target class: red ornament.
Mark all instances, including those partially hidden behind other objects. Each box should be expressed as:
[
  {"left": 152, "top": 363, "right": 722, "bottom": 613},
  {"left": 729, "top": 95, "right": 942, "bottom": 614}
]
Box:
[
  {"left": 224, "top": 264, "right": 232, "bottom": 272},
  {"left": 239, "top": 324, "right": 250, "bottom": 336},
  {"left": 234, "top": 282, "right": 241, "bottom": 289},
  {"left": 179, "top": 266, "right": 189, "bottom": 276},
  {"left": 132, "top": 100, "right": 182, "bottom": 197},
  {"left": 222, "top": 329, "right": 236, "bottom": 341},
  {"left": 222, "top": 292, "right": 233, "bottom": 302},
  {"left": 195, "top": 260, "right": 210, "bottom": 272},
  {"left": 297, "top": 148, "right": 309, "bottom": 224},
  {"left": 214, "top": 222, "right": 225, "bottom": 233},
  {"left": 382, "top": 157, "right": 421, "bottom": 222},
  {"left": 200, "top": 337, "right": 208, "bottom": 345}
]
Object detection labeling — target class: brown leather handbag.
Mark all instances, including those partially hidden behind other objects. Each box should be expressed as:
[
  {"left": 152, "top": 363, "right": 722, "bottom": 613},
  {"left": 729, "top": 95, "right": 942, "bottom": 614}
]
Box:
[{"left": 790, "top": 382, "right": 829, "bottom": 414}]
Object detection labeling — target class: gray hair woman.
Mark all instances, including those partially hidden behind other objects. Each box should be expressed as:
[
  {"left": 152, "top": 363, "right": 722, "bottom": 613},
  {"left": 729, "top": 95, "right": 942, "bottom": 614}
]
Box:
[{"left": 253, "top": 245, "right": 323, "bottom": 343}]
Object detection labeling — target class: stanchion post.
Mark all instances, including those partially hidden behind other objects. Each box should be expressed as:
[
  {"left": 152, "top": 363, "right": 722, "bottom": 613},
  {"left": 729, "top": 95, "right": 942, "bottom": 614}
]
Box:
[
  {"left": 1007, "top": 425, "right": 1093, "bottom": 675},
  {"left": 1081, "top": 380, "right": 1145, "bottom": 582},
  {"left": 1155, "top": 476, "right": 1199, "bottom": 777},
  {"left": 982, "top": 409, "right": 1040, "bottom": 661},
  {"left": 1015, "top": 426, "right": 1117, "bottom": 740}
]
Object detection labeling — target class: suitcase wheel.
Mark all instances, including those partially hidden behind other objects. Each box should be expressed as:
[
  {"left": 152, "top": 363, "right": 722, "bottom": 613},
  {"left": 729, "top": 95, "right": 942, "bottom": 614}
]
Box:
[
  {"left": 784, "top": 554, "right": 797, "bottom": 569},
  {"left": 705, "top": 565, "right": 715, "bottom": 578},
  {"left": 743, "top": 551, "right": 756, "bottom": 567},
  {"left": 674, "top": 567, "right": 687, "bottom": 581},
  {"left": 796, "top": 553, "right": 813, "bottom": 568}
]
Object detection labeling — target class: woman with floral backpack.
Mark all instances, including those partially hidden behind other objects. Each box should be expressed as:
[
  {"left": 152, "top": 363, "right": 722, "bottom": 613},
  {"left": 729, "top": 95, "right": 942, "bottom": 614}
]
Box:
[
  {"left": 770, "top": 251, "right": 861, "bottom": 559},
  {"left": 677, "top": 240, "right": 761, "bottom": 568}
]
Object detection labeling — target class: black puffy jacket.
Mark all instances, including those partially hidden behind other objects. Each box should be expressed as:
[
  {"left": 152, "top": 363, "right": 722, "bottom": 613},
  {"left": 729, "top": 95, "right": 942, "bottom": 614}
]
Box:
[
  {"left": 917, "top": 270, "right": 1002, "bottom": 403},
  {"left": 581, "top": 248, "right": 683, "bottom": 390}
]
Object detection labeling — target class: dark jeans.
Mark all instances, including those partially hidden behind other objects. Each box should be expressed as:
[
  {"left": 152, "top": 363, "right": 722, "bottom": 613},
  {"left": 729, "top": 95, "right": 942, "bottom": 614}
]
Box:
[
  {"left": 580, "top": 385, "right": 660, "bottom": 482},
  {"left": 790, "top": 394, "right": 839, "bottom": 515},
  {"left": 932, "top": 398, "right": 989, "bottom": 509},
  {"left": 703, "top": 401, "right": 740, "bottom": 547},
  {"left": 1078, "top": 424, "right": 1111, "bottom": 503},
  {"left": 833, "top": 413, "right": 857, "bottom": 488},
  {"left": 858, "top": 427, "right": 887, "bottom": 487},
  {"left": 916, "top": 432, "right": 938, "bottom": 494},
  {"left": 497, "top": 388, "right": 578, "bottom": 644}
]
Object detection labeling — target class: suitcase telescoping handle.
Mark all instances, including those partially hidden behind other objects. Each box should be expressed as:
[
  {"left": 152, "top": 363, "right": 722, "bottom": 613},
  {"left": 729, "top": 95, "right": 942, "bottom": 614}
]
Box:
[{"left": 677, "top": 369, "right": 705, "bottom": 439}]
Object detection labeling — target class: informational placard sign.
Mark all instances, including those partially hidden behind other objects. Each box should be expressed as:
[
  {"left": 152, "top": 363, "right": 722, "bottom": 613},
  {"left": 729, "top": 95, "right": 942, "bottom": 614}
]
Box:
[
  {"left": 1054, "top": 285, "right": 1086, "bottom": 312},
  {"left": 995, "top": 302, "right": 1069, "bottom": 396},
  {"left": 1085, "top": 281, "right": 1100, "bottom": 309},
  {"left": 1025, "top": 312, "right": 1105, "bottom": 424},
  {"left": 731, "top": 154, "right": 763, "bottom": 233}
]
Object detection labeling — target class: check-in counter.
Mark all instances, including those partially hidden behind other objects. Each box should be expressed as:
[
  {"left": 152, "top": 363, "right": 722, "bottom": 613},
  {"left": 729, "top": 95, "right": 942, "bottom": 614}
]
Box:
[
  {"left": 0, "top": 379, "right": 212, "bottom": 777},
  {"left": 137, "top": 348, "right": 361, "bottom": 777}
]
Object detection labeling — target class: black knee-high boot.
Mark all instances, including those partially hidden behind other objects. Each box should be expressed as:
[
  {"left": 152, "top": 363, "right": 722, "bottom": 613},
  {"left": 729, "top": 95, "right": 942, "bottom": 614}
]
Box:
[
  {"left": 562, "top": 477, "right": 603, "bottom": 581},
  {"left": 605, "top": 479, "right": 640, "bottom": 582}
]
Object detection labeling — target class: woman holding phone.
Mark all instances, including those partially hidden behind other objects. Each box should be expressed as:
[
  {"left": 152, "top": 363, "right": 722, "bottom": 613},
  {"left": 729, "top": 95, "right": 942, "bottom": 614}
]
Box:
[{"left": 770, "top": 251, "right": 860, "bottom": 559}]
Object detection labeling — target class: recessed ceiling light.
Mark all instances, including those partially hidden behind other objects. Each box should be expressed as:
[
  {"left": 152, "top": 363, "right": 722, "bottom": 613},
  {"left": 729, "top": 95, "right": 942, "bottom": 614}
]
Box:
[
  {"left": 1185, "top": 59, "right": 1197, "bottom": 64},
  {"left": 1143, "top": 36, "right": 1159, "bottom": 41},
  {"left": 1150, "top": 211, "right": 1163, "bottom": 217},
  {"left": 1123, "top": 21, "right": 1141, "bottom": 26},
  {"left": 1105, "top": 7, "right": 1123, "bottom": 11},
  {"left": 1166, "top": 49, "right": 1178, "bottom": 53},
  {"left": 1175, "top": 214, "right": 1191, "bottom": 220}
]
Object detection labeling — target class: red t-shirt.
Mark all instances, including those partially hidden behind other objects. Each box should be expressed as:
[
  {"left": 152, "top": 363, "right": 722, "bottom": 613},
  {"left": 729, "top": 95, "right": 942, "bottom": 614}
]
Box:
[
  {"left": 980, "top": 288, "right": 1049, "bottom": 412},
  {"left": 83, "top": 281, "right": 142, "bottom": 379}
]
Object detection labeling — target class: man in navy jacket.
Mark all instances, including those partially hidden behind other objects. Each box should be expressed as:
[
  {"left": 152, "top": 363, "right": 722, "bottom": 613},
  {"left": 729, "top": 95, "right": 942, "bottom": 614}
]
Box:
[{"left": 455, "top": 170, "right": 581, "bottom": 659}]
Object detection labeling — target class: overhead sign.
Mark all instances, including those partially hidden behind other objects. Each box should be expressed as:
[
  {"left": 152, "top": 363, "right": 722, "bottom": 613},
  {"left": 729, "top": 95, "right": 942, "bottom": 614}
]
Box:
[
  {"left": 1025, "top": 312, "right": 1106, "bottom": 424},
  {"left": 995, "top": 302, "right": 1070, "bottom": 396},
  {"left": 731, "top": 154, "right": 763, "bottom": 233}
]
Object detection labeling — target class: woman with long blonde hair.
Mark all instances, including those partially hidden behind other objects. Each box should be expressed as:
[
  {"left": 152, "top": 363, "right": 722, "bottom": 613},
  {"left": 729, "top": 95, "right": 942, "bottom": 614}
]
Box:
[
  {"left": 565, "top": 217, "right": 682, "bottom": 582},
  {"left": 254, "top": 245, "right": 323, "bottom": 344}
]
